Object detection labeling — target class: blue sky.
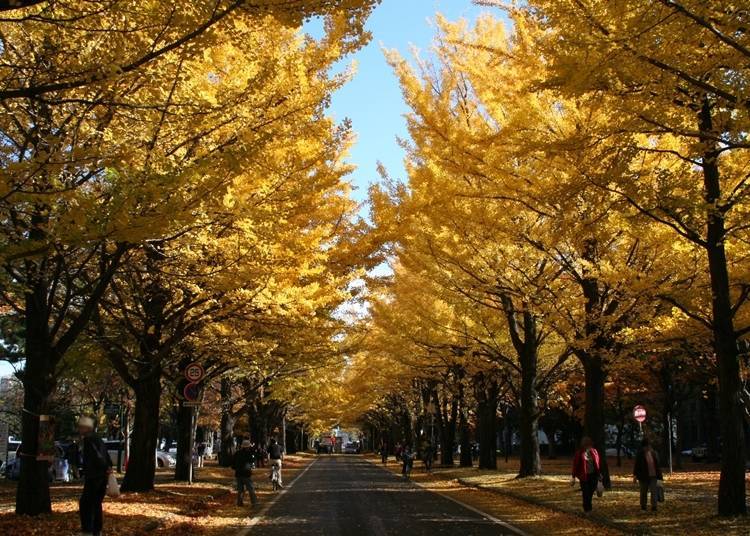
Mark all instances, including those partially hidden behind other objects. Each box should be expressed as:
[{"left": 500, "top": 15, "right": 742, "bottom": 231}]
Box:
[
  {"left": 327, "top": 0, "right": 492, "bottom": 204},
  {"left": 0, "top": 1, "right": 497, "bottom": 379}
]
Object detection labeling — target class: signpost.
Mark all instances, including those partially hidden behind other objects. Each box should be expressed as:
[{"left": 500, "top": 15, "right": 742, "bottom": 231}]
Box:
[
  {"left": 183, "top": 363, "right": 205, "bottom": 485},
  {"left": 183, "top": 382, "right": 200, "bottom": 402},
  {"left": 185, "top": 363, "right": 205, "bottom": 383},
  {"left": 633, "top": 405, "right": 647, "bottom": 434}
]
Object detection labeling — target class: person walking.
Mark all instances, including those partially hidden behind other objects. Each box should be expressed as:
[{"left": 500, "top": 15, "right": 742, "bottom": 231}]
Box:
[
  {"left": 401, "top": 445, "right": 415, "bottom": 478},
  {"left": 66, "top": 439, "right": 80, "bottom": 480},
  {"left": 268, "top": 438, "right": 284, "bottom": 487},
  {"left": 380, "top": 442, "right": 388, "bottom": 464},
  {"left": 571, "top": 436, "right": 602, "bottom": 513},
  {"left": 234, "top": 440, "right": 258, "bottom": 507},
  {"left": 633, "top": 437, "right": 663, "bottom": 512},
  {"left": 77, "top": 416, "right": 112, "bottom": 536},
  {"left": 196, "top": 441, "right": 206, "bottom": 468},
  {"left": 423, "top": 441, "right": 433, "bottom": 473}
]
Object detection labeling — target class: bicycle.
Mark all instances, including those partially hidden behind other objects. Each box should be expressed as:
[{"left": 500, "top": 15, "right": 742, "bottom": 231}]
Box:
[{"left": 270, "top": 462, "right": 282, "bottom": 491}]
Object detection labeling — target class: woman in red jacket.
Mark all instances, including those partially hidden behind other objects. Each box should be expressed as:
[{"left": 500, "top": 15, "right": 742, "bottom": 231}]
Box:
[{"left": 571, "top": 436, "right": 602, "bottom": 512}]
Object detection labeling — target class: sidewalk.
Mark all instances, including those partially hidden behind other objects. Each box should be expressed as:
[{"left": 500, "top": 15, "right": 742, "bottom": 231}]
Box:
[
  {"left": 369, "top": 456, "right": 624, "bottom": 536},
  {"left": 369, "top": 455, "right": 750, "bottom": 536},
  {"left": 0, "top": 453, "right": 316, "bottom": 535}
]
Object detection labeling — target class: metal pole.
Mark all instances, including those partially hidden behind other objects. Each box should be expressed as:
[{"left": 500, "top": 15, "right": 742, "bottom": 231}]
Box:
[
  {"left": 667, "top": 412, "right": 673, "bottom": 475},
  {"left": 188, "top": 406, "right": 195, "bottom": 485}
]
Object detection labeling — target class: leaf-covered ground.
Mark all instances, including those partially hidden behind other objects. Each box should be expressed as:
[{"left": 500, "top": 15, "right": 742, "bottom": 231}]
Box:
[
  {"left": 374, "top": 456, "right": 750, "bottom": 536},
  {"left": 0, "top": 454, "right": 313, "bottom": 535}
]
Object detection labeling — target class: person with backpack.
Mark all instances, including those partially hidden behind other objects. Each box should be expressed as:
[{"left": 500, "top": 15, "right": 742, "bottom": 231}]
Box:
[
  {"left": 268, "top": 438, "right": 284, "bottom": 487},
  {"left": 77, "top": 416, "right": 112, "bottom": 536},
  {"left": 233, "top": 440, "right": 258, "bottom": 507},
  {"left": 571, "top": 436, "right": 602, "bottom": 513},
  {"left": 633, "top": 437, "right": 664, "bottom": 512}
]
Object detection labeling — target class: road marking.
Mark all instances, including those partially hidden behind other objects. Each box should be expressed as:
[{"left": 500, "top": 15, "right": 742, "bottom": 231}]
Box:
[
  {"left": 367, "top": 459, "right": 527, "bottom": 536},
  {"left": 238, "top": 457, "right": 318, "bottom": 535}
]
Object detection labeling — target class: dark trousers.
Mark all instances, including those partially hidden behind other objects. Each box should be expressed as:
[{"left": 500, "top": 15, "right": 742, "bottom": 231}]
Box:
[
  {"left": 402, "top": 459, "right": 412, "bottom": 476},
  {"left": 79, "top": 476, "right": 107, "bottom": 535},
  {"left": 581, "top": 477, "right": 598, "bottom": 512},
  {"left": 640, "top": 477, "right": 658, "bottom": 510},
  {"left": 237, "top": 477, "right": 258, "bottom": 505}
]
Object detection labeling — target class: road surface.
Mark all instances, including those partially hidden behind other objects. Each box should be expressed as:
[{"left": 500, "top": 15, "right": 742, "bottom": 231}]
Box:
[{"left": 244, "top": 456, "right": 521, "bottom": 535}]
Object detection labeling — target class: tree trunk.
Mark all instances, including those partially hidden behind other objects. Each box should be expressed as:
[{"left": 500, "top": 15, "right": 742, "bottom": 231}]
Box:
[
  {"left": 174, "top": 403, "right": 193, "bottom": 481},
  {"left": 518, "top": 350, "right": 541, "bottom": 477},
  {"left": 476, "top": 376, "right": 499, "bottom": 470},
  {"left": 218, "top": 378, "right": 236, "bottom": 466},
  {"left": 121, "top": 375, "right": 161, "bottom": 492},
  {"left": 438, "top": 393, "right": 457, "bottom": 466},
  {"left": 15, "top": 344, "right": 54, "bottom": 515},
  {"left": 583, "top": 356, "right": 610, "bottom": 487},
  {"left": 699, "top": 98, "right": 747, "bottom": 516},
  {"left": 459, "top": 404, "right": 472, "bottom": 467}
]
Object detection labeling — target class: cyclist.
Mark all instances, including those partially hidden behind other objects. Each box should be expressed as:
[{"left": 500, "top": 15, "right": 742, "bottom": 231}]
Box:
[{"left": 268, "top": 438, "right": 284, "bottom": 488}]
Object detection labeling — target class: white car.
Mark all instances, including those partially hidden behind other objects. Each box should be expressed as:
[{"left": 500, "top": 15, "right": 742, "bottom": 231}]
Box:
[{"left": 105, "top": 440, "right": 176, "bottom": 468}]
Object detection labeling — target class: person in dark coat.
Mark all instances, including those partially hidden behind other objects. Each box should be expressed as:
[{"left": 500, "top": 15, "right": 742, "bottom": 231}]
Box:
[
  {"left": 77, "top": 416, "right": 112, "bottom": 536},
  {"left": 633, "top": 437, "right": 663, "bottom": 512},
  {"left": 233, "top": 440, "right": 258, "bottom": 507}
]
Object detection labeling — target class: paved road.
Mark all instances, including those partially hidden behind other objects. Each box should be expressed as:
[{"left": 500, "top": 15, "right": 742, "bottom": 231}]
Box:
[{"left": 246, "top": 456, "right": 519, "bottom": 535}]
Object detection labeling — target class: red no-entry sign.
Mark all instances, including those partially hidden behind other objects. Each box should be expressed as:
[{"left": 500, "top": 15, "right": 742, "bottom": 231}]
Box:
[{"left": 633, "top": 405, "right": 647, "bottom": 423}]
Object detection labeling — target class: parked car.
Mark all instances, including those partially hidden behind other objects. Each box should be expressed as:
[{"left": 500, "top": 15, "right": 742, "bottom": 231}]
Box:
[
  {"left": 105, "top": 440, "right": 176, "bottom": 469},
  {"left": 3, "top": 442, "right": 67, "bottom": 481},
  {"left": 343, "top": 442, "right": 359, "bottom": 454},
  {"left": 156, "top": 449, "right": 176, "bottom": 468},
  {"left": 605, "top": 446, "right": 633, "bottom": 458},
  {"left": 5, "top": 440, "right": 21, "bottom": 464},
  {"left": 690, "top": 444, "right": 708, "bottom": 462}
]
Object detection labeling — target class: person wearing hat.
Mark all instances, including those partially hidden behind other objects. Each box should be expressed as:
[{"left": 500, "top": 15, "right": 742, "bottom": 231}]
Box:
[
  {"left": 233, "top": 440, "right": 258, "bottom": 507},
  {"left": 77, "top": 416, "right": 112, "bottom": 536}
]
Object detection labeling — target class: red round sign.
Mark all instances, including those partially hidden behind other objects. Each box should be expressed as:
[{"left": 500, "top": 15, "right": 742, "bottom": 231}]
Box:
[
  {"left": 184, "top": 363, "right": 205, "bottom": 383},
  {"left": 633, "top": 405, "right": 647, "bottom": 423},
  {"left": 183, "top": 382, "right": 200, "bottom": 402}
]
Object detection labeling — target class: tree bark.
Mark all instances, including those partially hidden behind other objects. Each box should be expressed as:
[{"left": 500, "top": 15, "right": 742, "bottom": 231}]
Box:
[
  {"left": 218, "top": 378, "right": 236, "bottom": 466},
  {"left": 582, "top": 356, "right": 610, "bottom": 487},
  {"left": 459, "top": 404, "right": 472, "bottom": 467},
  {"left": 475, "top": 375, "right": 499, "bottom": 470},
  {"left": 15, "top": 344, "right": 54, "bottom": 515},
  {"left": 174, "top": 402, "right": 193, "bottom": 481},
  {"left": 436, "top": 390, "right": 457, "bottom": 466},
  {"left": 121, "top": 375, "right": 161, "bottom": 492},
  {"left": 518, "top": 348, "right": 541, "bottom": 477},
  {"left": 699, "top": 98, "right": 747, "bottom": 516}
]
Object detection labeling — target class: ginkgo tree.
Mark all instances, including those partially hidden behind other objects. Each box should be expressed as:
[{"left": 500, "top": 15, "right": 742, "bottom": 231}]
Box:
[
  {"left": 500, "top": 0, "right": 750, "bottom": 514},
  {"left": 0, "top": 0, "right": 378, "bottom": 516}
]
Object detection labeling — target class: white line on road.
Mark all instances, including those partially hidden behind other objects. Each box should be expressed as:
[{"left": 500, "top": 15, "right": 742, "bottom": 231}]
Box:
[
  {"left": 238, "top": 457, "right": 319, "bottom": 535},
  {"left": 367, "top": 459, "right": 527, "bottom": 536}
]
